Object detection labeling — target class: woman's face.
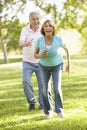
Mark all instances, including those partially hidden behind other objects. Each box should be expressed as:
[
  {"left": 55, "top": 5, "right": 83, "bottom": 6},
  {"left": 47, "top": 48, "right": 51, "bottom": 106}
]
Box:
[{"left": 43, "top": 22, "right": 54, "bottom": 36}]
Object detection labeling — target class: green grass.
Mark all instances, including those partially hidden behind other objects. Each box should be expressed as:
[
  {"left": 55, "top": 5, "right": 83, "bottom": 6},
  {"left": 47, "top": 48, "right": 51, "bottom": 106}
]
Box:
[
  {"left": 0, "top": 54, "right": 87, "bottom": 130},
  {"left": 0, "top": 55, "right": 22, "bottom": 64}
]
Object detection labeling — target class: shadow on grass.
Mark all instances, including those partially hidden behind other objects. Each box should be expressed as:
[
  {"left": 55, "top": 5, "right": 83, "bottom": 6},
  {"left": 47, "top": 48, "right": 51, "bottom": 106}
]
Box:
[{"left": 0, "top": 57, "right": 22, "bottom": 64}]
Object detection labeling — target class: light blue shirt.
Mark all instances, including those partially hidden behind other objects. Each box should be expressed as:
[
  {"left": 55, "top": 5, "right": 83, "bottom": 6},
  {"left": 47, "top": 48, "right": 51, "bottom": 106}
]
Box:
[{"left": 35, "top": 35, "right": 64, "bottom": 66}]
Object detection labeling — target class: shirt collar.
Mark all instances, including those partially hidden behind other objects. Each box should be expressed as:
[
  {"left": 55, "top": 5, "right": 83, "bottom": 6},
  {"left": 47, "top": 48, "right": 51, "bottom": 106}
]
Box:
[{"left": 28, "top": 25, "right": 40, "bottom": 33}]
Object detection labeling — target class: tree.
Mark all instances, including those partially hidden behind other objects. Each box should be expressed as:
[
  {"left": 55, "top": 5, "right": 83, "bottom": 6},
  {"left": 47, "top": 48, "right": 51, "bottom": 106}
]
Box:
[
  {"left": 28, "top": 0, "right": 63, "bottom": 24},
  {"left": 0, "top": 2, "right": 8, "bottom": 63},
  {"left": 60, "top": 0, "right": 87, "bottom": 52},
  {"left": 29, "top": 0, "right": 87, "bottom": 52},
  {"left": 0, "top": 0, "right": 26, "bottom": 63}
]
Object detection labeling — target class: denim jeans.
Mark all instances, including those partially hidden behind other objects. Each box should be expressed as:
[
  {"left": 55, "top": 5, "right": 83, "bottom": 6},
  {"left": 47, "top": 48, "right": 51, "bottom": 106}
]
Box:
[
  {"left": 39, "top": 63, "right": 64, "bottom": 114},
  {"left": 22, "top": 61, "right": 43, "bottom": 106}
]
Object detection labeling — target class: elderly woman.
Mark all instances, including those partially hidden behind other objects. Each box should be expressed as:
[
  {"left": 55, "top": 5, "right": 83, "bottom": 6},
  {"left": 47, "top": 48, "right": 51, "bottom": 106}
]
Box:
[{"left": 34, "top": 20, "right": 70, "bottom": 119}]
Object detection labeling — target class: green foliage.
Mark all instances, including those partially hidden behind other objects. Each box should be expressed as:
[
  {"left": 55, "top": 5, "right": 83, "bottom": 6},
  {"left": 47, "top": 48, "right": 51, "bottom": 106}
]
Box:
[
  {"left": 1, "top": 0, "right": 87, "bottom": 54},
  {"left": 0, "top": 0, "right": 27, "bottom": 53},
  {"left": 62, "top": 0, "right": 87, "bottom": 52},
  {"left": 6, "top": 20, "right": 23, "bottom": 51},
  {"left": 0, "top": 54, "right": 87, "bottom": 130},
  {"left": 30, "top": 0, "right": 87, "bottom": 52},
  {"left": 80, "top": 37, "right": 87, "bottom": 53},
  {"left": 1, "top": 20, "right": 26, "bottom": 52}
]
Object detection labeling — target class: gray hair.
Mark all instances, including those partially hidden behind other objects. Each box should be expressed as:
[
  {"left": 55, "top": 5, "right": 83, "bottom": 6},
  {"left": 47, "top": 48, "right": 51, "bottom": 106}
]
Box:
[{"left": 29, "top": 11, "right": 40, "bottom": 19}]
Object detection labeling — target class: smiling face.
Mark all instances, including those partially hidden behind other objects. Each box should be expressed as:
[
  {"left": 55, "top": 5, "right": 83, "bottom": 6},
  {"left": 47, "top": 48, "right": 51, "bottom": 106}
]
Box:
[
  {"left": 41, "top": 20, "right": 56, "bottom": 36},
  {"left": 29, "top": 12, "right": 40, "bottom": 29},
  {"left": 44, "top": 22, "right": 54, "bottom": 36}
]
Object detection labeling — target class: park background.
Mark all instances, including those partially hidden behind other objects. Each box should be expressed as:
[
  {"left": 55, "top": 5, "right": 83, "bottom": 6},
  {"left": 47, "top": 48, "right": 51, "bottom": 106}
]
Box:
[{"left": 0, "top": 0, "right": 87, "bottom": 130}]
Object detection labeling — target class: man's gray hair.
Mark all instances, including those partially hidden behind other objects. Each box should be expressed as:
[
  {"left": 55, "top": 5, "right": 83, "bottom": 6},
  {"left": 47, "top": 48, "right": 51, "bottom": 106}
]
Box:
[{"left": 29, "top": 11, "right": 40, "bottom": 19}]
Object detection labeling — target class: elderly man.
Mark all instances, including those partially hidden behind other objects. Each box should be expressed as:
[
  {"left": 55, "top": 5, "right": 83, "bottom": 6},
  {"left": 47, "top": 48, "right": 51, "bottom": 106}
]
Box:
[{"left": 19, "top": 11, "right": 43, "bottom": 110}]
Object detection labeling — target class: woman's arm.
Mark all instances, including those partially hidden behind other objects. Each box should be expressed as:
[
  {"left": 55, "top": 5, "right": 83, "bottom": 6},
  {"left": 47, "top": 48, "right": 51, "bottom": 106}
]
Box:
[
  {"left": 34, "top": 48, "right": 41, "bottom": 59},
  {"left": 34, "top": 48, "right": 48, "bottom": 59},
  {"left": 63, "top": 44, "right": 70, "bottom": 74}
]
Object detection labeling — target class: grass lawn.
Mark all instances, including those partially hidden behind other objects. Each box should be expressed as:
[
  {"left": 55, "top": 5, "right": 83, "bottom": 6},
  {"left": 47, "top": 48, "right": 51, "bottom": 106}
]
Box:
[{"left": 0, "top": 54, "right": 87, "bottom": 130}]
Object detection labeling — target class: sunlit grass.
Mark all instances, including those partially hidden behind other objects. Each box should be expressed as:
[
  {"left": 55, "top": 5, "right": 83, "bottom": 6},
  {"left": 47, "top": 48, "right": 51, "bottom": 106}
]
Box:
[{"left": 0, "top": 54, "right": 87, "bottom": 130}]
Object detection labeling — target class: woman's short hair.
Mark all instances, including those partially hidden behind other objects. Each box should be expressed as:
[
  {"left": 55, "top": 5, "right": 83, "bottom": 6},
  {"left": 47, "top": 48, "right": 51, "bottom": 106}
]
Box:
[{"left": 41, "top": 20, "right": 56, "bottom": 35}]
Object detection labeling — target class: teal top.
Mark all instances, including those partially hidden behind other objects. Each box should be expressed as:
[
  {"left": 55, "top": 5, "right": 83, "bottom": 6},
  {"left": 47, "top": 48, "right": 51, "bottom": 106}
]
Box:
[{"left": 35, "top": 35, "right": 64, "bottom": 66}]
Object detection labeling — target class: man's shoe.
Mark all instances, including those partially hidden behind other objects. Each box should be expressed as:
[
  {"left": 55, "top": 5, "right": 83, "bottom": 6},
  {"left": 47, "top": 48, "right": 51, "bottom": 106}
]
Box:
[
  {"left": 46, "top": 110, "right": 53, "bottom": 119},
  {"left": 38, "top": 105, "right": 43, "bottom": 110},
  {"left": 29, "top": 104, "right": 35, "bottom": 110}
]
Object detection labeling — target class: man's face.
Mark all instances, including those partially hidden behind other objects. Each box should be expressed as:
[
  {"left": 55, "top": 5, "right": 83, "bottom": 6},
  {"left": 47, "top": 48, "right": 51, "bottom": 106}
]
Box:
[{"left": 30, "top": 13, "right": 40, "bottom": 27}]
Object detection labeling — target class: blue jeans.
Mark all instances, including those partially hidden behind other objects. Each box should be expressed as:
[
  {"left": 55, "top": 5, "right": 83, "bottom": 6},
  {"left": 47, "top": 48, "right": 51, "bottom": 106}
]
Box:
[
  {"left": 22, "top": 61, "right": 43, "bottom": 106},
  {"left": 39, "top": 63, "right": 63, "bottom": 114}
]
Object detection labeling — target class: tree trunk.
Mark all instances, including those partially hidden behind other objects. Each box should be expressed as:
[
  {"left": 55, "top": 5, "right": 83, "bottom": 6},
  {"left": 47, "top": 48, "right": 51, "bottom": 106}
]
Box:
[
  {"left": 1, "top": 43, "right": 8, "bottom": 64},
  {"left": 0, "top": 24, "right": 8, "bottom": 64}
]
